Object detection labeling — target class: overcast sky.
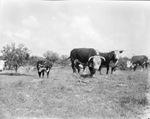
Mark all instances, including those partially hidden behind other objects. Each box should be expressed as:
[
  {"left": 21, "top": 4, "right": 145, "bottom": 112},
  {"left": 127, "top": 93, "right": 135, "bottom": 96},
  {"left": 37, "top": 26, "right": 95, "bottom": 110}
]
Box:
[{"left": 0, "top": 0, "right": 150, "bottom": 58}]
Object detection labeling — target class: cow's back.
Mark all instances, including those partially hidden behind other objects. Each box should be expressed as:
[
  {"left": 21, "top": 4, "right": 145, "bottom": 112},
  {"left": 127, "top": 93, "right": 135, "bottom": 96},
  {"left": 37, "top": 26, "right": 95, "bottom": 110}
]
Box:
[
  {"left": 99, "top": 51, "right": 115, "bottom": 65},
  {"left": 70, "top": 48, "right": 97, "bottom": 63},
  {"left": 131, "top": 55, "right": 148, "bottom": 64}
]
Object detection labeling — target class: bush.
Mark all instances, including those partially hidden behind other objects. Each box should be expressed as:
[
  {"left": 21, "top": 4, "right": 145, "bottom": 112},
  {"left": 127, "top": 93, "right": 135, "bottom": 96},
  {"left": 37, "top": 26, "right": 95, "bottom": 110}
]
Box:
[{"left": 117, "top": 57, "right": 130, "bottom": 70}]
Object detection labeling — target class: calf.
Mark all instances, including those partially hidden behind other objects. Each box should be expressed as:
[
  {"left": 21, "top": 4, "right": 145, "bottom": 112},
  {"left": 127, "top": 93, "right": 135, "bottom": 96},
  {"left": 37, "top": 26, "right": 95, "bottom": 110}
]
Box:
[{"left": 36, "top": 60, "right": 53, "bottom": 78}]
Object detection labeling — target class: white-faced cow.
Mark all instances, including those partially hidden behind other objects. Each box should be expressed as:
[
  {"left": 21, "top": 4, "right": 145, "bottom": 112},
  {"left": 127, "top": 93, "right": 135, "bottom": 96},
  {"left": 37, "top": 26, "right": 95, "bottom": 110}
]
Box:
[
  {"left": 67, "top": 48, "right": 105, "bottom": 77},
  {"left": 0, "top": 60, "right": 6, "bottom": 72},
  {"left": 99, "top": 50, "right": 123, "bottom": 74},
  {"left": 131, "top": 55, "right": 148, "bottom": 71},
  {"left": 36, "top": 60, "right": 53, "bottom": 78}
]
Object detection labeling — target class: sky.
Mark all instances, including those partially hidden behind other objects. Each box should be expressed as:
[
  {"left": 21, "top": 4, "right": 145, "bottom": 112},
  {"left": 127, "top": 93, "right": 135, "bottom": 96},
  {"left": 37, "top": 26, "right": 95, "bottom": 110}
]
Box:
[{"left": 0, "top": 0, "right": 150, "bottom": 58}]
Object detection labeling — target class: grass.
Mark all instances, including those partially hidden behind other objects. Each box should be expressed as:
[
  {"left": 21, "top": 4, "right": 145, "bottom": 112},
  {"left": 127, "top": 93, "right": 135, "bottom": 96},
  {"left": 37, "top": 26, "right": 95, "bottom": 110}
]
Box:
[
  {"left": 0, "top": 72, "right": 32, "bottom": 76},
  {"left": 0, "top": 67, "right": 149, "bottom": 119}
]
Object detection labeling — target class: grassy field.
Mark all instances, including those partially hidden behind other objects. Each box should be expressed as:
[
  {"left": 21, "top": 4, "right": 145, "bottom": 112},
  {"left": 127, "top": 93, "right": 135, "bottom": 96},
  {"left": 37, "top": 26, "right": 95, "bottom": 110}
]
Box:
[{"left": 0, "top": 66, "right": 149, "bottom": 119}]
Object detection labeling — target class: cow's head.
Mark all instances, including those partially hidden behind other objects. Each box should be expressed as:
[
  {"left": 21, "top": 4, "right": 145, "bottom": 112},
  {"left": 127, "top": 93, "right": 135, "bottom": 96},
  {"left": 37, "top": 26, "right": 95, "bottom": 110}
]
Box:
[
  {"left": 88, "top": 56, "right": 105, "bottom": 69},
  {"left": 114, "top": 50, "right": 124, "bottom": 60}
]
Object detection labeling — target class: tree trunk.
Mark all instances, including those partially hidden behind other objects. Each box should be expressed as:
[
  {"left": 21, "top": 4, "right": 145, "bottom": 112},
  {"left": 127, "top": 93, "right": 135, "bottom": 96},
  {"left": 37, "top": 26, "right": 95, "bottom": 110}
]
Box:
[{"left": 15, "top": 65, "right": 18, "bottom": 73}]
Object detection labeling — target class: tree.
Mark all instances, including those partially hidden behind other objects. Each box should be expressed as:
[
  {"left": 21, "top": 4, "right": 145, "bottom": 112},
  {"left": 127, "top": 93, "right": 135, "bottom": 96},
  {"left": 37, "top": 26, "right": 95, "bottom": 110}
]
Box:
[
  {"left": 28, "top": 56, "right": 45, "bottom": 66},
  {"left": 43, "top": 50, "right": 59, "bottom": 63},
  {"left": 1, "top": 43, "right": 30, "bottom": 72},
  {"left": 58, "top": 55, "right": 70, "bottom": 66}
]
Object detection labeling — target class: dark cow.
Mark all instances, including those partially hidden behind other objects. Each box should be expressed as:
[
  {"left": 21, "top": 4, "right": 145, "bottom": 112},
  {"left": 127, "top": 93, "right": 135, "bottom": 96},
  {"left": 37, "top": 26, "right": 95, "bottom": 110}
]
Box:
[
  {"left": 67, "top": 48, "right": 105, "bottom": 77},
  {"left": 131, "top": 55, "right": 148, "bottom": 71},
  {"left": 36, "top": 60, "right": 53, "bottom": 78},
  {"left": 99, "top": 50, "right": 123, "bottom": 74}
]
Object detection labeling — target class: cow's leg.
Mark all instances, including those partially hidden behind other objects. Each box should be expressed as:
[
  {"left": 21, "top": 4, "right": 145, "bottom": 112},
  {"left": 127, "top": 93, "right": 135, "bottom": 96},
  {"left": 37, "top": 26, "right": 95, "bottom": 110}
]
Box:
[
  {"left": 38, "top": 71, "right": 41, "bottom": 78},
  {"left": 82, "top": 66, "right": 86, "bottom": 74},
  {"left": 111, "top": 66, "right": 116, "bottom": 74},
  {"left": 145, "top": 63, "right": 148, "bottom": 70},
  {"left": 71, "top": 60, "right": 76, "bottom": 75},
  {"left": 140, "top": 64, "right": 144, "bottom": 71},
  {"left": 89, "top": 67, "right": 96, "bottom": 77},
  {"left": 111, "top": 67, "right": 113, "bottom": 74},
  {"left": 72, "top": 65, "right": 76, "bottom": 74},
  {"left": 46, "top": 68, "right": 50, "bottom": 78},
  {"left": 133, "top": 65, "right": 137, "bottom": 71},
  {"left": 47, "top": 72, "right": 49, "bottom": 78},
  {"left": 42, "top": 71, "right": 44, "bottom": 78},
  {"left": 98, "top": 66, "right": 102, "bottom": 75},
  {"left": 76, "top": 64, "right": 80, "bottom": 74},
  {"left": 106, "top": 65, "right": 109, "bottom": 74}
]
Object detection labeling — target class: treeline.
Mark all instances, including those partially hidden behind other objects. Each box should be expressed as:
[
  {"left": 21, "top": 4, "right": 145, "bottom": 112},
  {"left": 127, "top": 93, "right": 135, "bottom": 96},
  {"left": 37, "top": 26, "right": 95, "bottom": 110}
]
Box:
[
  {"left": 0, "top": 43, "right": 132, "bottom": 72},
  {"left": 0, "top": 43, "right": 70, "bottom": 72}
]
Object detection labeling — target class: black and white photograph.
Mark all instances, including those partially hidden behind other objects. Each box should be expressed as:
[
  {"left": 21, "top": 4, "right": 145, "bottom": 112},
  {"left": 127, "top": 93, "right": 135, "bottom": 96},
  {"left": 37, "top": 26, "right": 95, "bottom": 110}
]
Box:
[{"left": 0, "top": 0, "right": 150, "bottom": 119}]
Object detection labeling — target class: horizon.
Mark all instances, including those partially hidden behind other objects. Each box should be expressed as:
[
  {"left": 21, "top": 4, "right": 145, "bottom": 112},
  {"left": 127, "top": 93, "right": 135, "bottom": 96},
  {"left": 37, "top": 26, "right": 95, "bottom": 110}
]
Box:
[{"left": 1, "top": 0, "right": 150, "bottom": 58}]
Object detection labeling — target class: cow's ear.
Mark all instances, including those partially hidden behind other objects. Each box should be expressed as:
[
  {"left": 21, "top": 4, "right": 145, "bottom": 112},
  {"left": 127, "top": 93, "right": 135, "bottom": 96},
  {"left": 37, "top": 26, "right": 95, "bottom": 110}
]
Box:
[{"left": 120, "top": 50, "right": 124, "bottom": 53}]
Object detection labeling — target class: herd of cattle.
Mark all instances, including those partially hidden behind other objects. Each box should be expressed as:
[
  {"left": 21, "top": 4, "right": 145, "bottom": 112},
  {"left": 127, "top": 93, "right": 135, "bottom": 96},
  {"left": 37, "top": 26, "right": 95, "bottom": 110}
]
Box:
[
  {"left": 36, "top": 48, "right": 149, "bottom": 78},
  {"left": 0, "top": 48, "right": 149, "bottom": 78}
]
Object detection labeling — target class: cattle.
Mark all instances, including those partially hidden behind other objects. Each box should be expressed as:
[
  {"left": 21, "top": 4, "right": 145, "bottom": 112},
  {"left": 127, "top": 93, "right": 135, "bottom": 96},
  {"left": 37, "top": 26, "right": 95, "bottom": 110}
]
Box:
[
  {"left": 36, "top": 60, "right": 53, "bottom": 78},
  {"left": 0, "top": 60, "right": 6, "bottom": 72},
  {"left": 73, "top": 59, "right": 87, "bottom": 72},
  {"left": 126, "top": 60, "right": 135, "bottom": 70},
  {"left": 98, "top": 50, "right": 123, "bottom": 74},
  {"left": 131, "top": 55, "right": 148, "bottom": 71},
  {"left": 67, "top": 48, "right": 105, "bottom": 77},
  {"left": 88, "top": 55, "right": 105, "bottom": 76}
]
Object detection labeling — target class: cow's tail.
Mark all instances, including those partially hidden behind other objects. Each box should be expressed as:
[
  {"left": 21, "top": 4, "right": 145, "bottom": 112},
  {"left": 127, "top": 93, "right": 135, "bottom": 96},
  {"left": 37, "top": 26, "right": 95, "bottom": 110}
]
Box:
[{"left": 64, "top": 56, "right": 70, "bottom": 61}]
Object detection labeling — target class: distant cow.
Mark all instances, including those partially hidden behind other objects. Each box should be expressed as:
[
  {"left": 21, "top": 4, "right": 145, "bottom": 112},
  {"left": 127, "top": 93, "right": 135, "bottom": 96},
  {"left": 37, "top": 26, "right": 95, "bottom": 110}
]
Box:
[
  {"left": 126, "top": 60, "right": 132, "bottom": 69},
  {"left": 131, "top": 55, "right": 148, "bottom": 71},
  {"left": 0, "top": 60, "right": 6, "bottom": 72},
  {"left": 36, "top": 60, "right": 53, "bottom": 78},
  {"left": 67, "top": 48, "right": 105, "bottom": 77},
  {"left": 126, "top": 60, "right": 135, "bottom": 70},
  {"left": 99, "top": 50, "right": 123, "bottom": 74}
]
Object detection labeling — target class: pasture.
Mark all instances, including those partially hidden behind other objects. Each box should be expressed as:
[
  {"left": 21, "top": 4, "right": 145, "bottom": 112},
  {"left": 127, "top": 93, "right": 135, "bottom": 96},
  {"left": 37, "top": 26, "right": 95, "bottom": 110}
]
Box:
[{"left": 0, "top": 66, "right": 149, "bottom": 119}]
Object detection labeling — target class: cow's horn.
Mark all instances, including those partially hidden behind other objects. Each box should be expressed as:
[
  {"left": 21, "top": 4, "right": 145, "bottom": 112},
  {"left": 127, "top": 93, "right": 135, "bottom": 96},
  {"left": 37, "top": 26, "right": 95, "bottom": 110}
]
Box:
[
  {"left": 100, "top": 56, "right": 105, "bottom": 61},
  {"left": 88, "top": 56, "right": 94, "bottom": 61}
]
